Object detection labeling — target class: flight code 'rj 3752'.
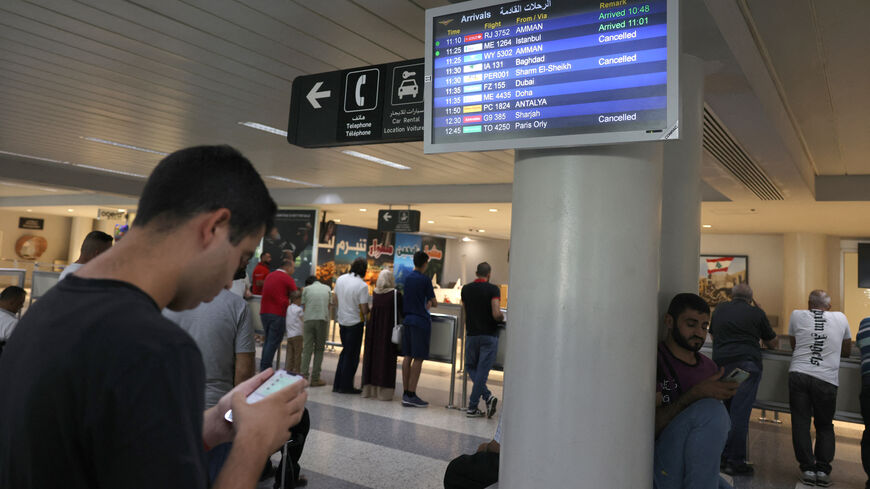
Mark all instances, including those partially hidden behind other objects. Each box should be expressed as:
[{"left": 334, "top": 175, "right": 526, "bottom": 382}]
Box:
[{"left": 431, "top": 0, "right": 669, "bottom": 144}]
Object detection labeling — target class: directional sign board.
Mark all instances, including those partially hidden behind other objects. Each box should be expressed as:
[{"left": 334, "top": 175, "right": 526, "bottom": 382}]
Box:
[
  {"left": 287, "top": 59, "right": 425, "bottom": 148},
  {"left": 377, "top": 209, "right": 421, "bottom": 233}
]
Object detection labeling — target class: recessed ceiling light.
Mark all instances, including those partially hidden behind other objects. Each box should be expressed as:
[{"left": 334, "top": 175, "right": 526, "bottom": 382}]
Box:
[
  {"left": 334, "top": 219, "right": 341, "bottom": 223},
  {"left": 489, "top": 208, "right": 498, "bottom": 212},
  {"left": 82, "top": 137, "right": 168, "bottom": 156},
  {"left": 702, "top": 224, "right": 712, "bottom": 228},
  {"left": 67, "top": 208, "right": 74, "bottom": 212},
  {"left": 341, "top": 150, "right": 411, "bottom": 170},
  {"left": 478, "top": 229, "right": 485, "bottom": 233},
  {"left": 359, "top": 208, "right": 367, "bottom": 212},
  {"left": 117, "top": 209, "right": 126, "bottom": 212},
  {"left": 26, "top": 209, "right": 33, "bottom": 212},
  {"left": 238, "top": 122, "right": 288, "bottom": 137},
  {"left": 266, "top": 175, "right": 322, "bottom": 188},
  {"left": 462, "top": 237, "right": 473, "bottom": 242},
  {"left": 427, "top": 220, "right": 435, "bottom": 224}
]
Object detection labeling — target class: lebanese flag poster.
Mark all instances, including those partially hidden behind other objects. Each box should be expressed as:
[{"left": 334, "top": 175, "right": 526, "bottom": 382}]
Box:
[{"left": 706, "top": 257, "right": 734, "bottom": 274}]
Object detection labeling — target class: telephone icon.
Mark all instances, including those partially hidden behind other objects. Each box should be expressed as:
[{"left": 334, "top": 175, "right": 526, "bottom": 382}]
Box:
[
  {"left": 355, "top": 74, "right": 366, "bottom": 107},
  {"left": 344, "top": 68, "right": 379, "bottom": 112}
]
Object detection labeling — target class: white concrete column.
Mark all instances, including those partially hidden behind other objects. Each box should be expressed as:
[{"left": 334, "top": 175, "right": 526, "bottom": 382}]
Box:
[
  {"left": 502, "top": 143, "right": 663, "bottom": 488},
  {"left": 67, "top": 217, "right": 94, "bottom": 264},
  {"left": 658, "top": 55, "right": 704, "bottom": 335},
  {"left": 782, "top": 232, "right": 829, "bottom": 323}
]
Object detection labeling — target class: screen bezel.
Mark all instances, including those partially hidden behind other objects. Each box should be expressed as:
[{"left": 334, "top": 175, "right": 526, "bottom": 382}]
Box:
[{"left": 423, "top": 0, "right": 680, "bottom": 154}]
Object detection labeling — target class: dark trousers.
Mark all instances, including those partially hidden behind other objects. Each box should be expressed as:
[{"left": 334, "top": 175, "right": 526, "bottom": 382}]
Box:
[
  {"left": 444, "top": 451, "right": 499, "bottom": 489},
  {"left": 260, "top": 313, "right": 285, "bottom": 371},
  {"left": 721, "top": 359, "right": 762, "bottom": 464},
  {"left": 274, "top": 408, "right": 311, "bottom": 489},
  {"left": 789, "top": 371, "right": 838, "bottom": 474},
  {"left": 333, "top": 322, "right": 364, "bottom": 392},
  {"left": 860, "top": 381, "right": 870, "bottom": 488}
]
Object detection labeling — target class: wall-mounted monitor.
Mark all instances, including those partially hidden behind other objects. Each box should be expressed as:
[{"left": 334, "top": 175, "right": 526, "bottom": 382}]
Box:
[{"left": 424, "top": 0, "right": 679, "bottom": 154}]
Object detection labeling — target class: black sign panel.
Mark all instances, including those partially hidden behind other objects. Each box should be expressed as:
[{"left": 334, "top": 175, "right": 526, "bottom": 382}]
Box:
[
  {"left": 18, "top": 217, "right": 44, "bottom": 230},
  {"left": 377, "top": 209, "right": 421, "bottom": 233},
  {"left": 288, "top": 59, "right": 424, "bottom": 148}
]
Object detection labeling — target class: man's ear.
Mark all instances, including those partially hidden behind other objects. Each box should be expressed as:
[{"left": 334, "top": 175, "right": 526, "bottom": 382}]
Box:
[
  {"left": 199, "top": 209, "right": 232, "bottom": 248},
  {"left": 664, "top": 313, "right": 674, "bottom": 330}
]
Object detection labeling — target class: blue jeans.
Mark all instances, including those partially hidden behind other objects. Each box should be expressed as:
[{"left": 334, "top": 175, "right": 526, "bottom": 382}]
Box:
[
  {"left": 466, "top": 335, "right": 498, "bottom": 409},
  {"left": 721, "top": 359, "right": 762, "bottom": 464},
  {"left": 260, "top": 313, "right": 284, "bottom": 371},
  {"left": 655, "top": 398, "right": 732, "bottom": 489}
]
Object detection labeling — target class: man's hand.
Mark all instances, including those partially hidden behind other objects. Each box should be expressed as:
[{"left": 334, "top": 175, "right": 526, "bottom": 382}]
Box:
[
  {"left": 230, "top": 369, "right": 308, "bottom": 455},
  {"left": 686, "top": 368, "right": 738, "bottom": 401},
  {"left": 203, "top": 369, "right": 307, "bottom": 450}
]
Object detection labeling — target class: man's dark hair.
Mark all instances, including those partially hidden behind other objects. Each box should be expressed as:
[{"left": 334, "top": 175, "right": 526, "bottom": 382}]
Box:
[
  {"left": 0, "top": 286, "right": 26, "bottom": 302},
  {"left": 476, "top": 262, "right": 491, "bottom": 277},
  {"left": 349, "top": 258, "right": 367, "bottom": 277},
  {"left": 304, "top": 276, "right": 317, "bottom": 286},
  {"left": 81, "top": 231, "right": 113, "bottom": 255},
  {"left": 413, "top": 251, "right": 429, "bottom": 268},
  {"left": 666, "top": 293, "right": 710, "bottom": 321},
  {"left": 134, "top": 145, "right": 277, "bottom": 244}
]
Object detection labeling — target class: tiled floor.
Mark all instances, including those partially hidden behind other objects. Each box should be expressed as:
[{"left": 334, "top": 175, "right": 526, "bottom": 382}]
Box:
[{"left": 259, "top": 345, "right": 867, "bottom": 488}]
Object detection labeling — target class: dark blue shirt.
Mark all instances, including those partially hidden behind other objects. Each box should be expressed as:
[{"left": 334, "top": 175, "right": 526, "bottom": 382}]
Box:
[{"left": 403, "top": 270, "right": 435, "bottom": 322}]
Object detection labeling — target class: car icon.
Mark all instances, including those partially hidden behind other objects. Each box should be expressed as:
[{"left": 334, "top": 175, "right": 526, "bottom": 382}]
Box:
[{"left": 397, "top": 79, "right": 418, "bottom": 99}]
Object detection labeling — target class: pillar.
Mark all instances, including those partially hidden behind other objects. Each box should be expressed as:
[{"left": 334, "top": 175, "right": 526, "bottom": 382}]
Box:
[
  {"left": 658, "top": 55, "right": 704, "bottom": 336},
  {"left": 782, "top": 232, "right": 829, "bottom": 324},
  {"left": 501, "top": 143, "right": 663, "bottom": 488},
  {"left": 67, "top": 217, "right": 94, "bottom": 264}
]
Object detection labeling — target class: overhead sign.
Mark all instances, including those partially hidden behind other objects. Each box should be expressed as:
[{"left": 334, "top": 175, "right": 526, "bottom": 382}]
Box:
[
  {"left": 377, "top": 209, "right": 421, "bottom": 233},
  {"left": 97, "top": 208, "right": 126, "bottom": 220},
  {"left": 287, "top": 59, "right": 425, "bottom": 148},
  {"left": 423, "top": 0, "right": 679, "bottom": 153},
  {"left": 18, "top": 217, "right": 44, "bottom": 230}
]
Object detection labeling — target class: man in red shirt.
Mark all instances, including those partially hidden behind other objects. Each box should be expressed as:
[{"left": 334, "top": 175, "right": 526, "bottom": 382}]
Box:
[
  {"left": 259, "top": 256, "right": 297, "bottom": 371},
  {"left": 251, "top": 252, "right": 271, "bottom": 295}
]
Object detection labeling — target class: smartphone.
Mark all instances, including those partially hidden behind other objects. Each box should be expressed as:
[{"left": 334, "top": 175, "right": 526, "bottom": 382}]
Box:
[
  {"left": 723, "top": 368, "right": 750, "bottom": 384},
  {"left": 224, "top": 370, "right": 304, "bottom": 422}
]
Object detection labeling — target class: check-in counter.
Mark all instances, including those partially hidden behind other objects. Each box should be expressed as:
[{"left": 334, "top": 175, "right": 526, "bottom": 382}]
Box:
[{"left": 701, "top": 347, "right": 862, "bottom": 423}]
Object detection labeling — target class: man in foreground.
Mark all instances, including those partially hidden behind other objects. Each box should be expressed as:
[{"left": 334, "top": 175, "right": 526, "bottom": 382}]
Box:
[
  {"left": 655, "top": 293, "right": 737, "bottom": 489},
  {"left": 788, "top": 289, "right": 851, "bottom": 487},
  {"left": 402, "top": 251, "right": 437, "bottom": 408},
  {"left": 0, "top": 145, "right": 307, "bottom": 489},
  {"left": 710, "top": 283, "right": 777, "bottom": 475},
  {"left": 59, "top": 230, "right": 113, "bottom": 280},
  {"left": 461, "top": 262, "right": 503, "bottom": 418}
]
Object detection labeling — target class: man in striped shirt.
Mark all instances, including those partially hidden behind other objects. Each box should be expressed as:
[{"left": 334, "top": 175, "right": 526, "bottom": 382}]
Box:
[{"left": 858, "top": 317, "right": 870, "bottom": 489}]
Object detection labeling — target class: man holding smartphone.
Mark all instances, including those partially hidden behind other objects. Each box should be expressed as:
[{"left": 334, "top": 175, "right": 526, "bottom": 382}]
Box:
[
  {"left": 0, "top": 145, "right": 308, "bottom": 489},
  {"left": 655, "top": 293, "right": 738, "bottom": 489},
  {"left": 709, "top": 283, "right": 777, "bottom": 476}
]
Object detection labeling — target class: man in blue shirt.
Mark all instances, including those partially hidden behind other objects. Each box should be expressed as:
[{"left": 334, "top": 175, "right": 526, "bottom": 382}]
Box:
[{"left": 402, "top": 251, "right": 437, "bottom": 407}]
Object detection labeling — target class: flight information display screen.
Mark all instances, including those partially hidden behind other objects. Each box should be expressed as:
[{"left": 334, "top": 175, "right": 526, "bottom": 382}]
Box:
[{"left": 423, "top": 0, "right": 678, "bottom": 153}]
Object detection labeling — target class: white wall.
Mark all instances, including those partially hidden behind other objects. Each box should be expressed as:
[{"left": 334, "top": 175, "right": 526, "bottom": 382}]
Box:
[
  {"left": 0, "top": 209, "right": 72, "bottom": 266},
  {"left": 443, "top": 237, "right": 510, "bottom": 288},
  {"left": 701, "top": 233, "right": 785, "bottom": 331}
]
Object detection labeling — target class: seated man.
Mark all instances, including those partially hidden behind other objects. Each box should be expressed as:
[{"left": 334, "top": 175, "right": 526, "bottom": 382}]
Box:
[{"left": 655, "top": 293, "right": 738, "bottom": 489}]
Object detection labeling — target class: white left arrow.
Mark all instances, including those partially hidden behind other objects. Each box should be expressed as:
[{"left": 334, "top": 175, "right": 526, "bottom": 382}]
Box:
[
  {"left": 306, "top": 81, "right": 331, "bottom": 109},
  {"left": 383, "top": 212, "right": 393, "bottom": 222}
]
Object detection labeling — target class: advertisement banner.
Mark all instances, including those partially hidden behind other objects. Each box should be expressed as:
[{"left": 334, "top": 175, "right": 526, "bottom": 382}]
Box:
[
  {"left": 264, "top": 210, "right": 316, "bottom": 286},
  {"left": 366, "top": 230, "right": 396, "bottom": 289},
  {"left": 394, "top": 233, "right": 422, "bottom": 289},
  {"left": 421, "top": 236, "right": 446, "bottom": 285},
  {"left": 316, "top": 220, "right": 337, "bottom": 284},
  {"left": 334, "top": 225, "right": 369, "bottom": 276}
]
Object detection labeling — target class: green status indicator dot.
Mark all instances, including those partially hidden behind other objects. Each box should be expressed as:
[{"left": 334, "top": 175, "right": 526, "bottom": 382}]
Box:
[
  {"left": 435, "top": 50, "right": 440, "bottom": 56},
  {"left": 436, "top": 41, "right": 440, "bottom": 46}
]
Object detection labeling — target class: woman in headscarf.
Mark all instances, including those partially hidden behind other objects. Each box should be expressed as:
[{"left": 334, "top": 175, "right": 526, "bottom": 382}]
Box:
[{"left": 361, "top": 268, "right": 403, "bottom": 401}]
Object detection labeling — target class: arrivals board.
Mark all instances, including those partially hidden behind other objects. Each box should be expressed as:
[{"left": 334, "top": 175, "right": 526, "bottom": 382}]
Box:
[{"left": 423, "top": 0, "right": 679, "bottom": 153}]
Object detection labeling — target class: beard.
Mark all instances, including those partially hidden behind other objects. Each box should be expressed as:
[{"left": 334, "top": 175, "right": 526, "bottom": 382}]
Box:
[{"left": 671, "top": 325, "right": 705, "bottom": 352}]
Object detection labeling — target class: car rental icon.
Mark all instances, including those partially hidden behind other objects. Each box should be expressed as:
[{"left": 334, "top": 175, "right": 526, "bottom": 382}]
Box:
[{"left": 397, "top": 78, "right": 418, "bottom": 100}]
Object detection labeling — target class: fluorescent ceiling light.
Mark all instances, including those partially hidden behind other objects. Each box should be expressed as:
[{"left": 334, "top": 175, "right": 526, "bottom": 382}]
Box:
[
  {"left": 478, "top": 229, "right": 485, "bottom": 233},
  {"left": 26, "top": 209, "right": 33, "bottom": 212},
  {"left": 74, "top": 163, "right": 147, "bottom": 179},
  {"left": 266, "top": 175, "right": 322, "bottom": 188},
  {"left": 67, "top": 208, "right": 74, "bottom": 212},
  {"left": 82, "top": 137, "right": 168, "bottom": 156},
  {"left": 489, "top": 208, "right": 498, "bottom": 212},
  {"left": 462, "top": 237, "right": 473, "bottom": 242},
  {"left": 359, "top": 208, "right": 367, "bottom": 212},
  {"left": 334, "top": 219, "right": 341, "bottom": 223},
  {"left": 0, "top": 181, "right": 60, "bottom": 192},
  {"left": 427, "top": 220, "right": 435, "bottom": 224},
  {"left": 238, "top": 122, "right": 288, "bottom": 137},
  {"left": 341, "top": 150, "right": 411, "bottom": 170},
  {"left": 702, "top": 224, "right": 712, "bottom": 228},
  {"left": 0, "top": 149, "right": 70, "bottom": 165}
]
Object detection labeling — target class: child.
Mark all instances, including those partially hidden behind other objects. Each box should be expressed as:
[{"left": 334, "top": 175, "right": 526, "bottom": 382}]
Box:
[{"left": 284, "top": 290, "right": 304, "bottom": 374}]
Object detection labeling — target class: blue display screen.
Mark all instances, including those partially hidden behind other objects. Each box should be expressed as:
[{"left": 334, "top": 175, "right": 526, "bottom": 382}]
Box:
[{"left": 430, "top": 0, "right": 669, "bottom": 145}]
